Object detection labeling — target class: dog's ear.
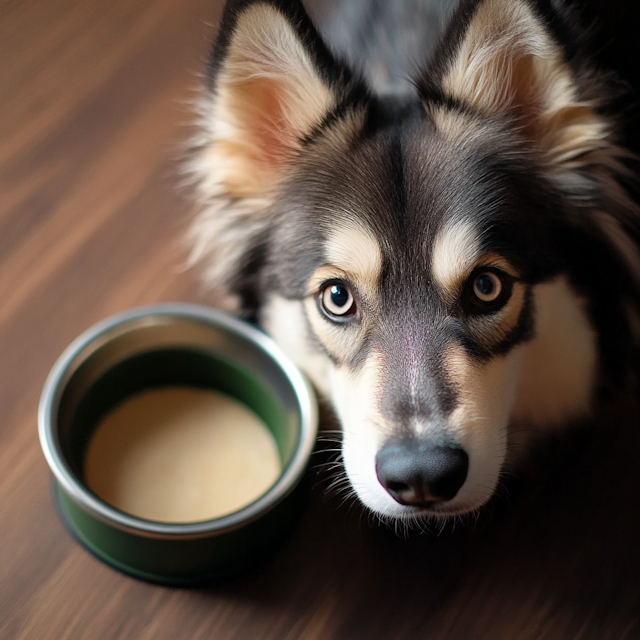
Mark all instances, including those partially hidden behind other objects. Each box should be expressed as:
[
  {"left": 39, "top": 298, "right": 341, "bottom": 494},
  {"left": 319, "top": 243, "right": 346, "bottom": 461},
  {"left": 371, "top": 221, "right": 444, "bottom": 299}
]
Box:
[
  {"left": 419, "top": 0, "right": 611, "bottom": 175},
  {"left": 187, "top": 0, "right": 365, "bottom": 311}
]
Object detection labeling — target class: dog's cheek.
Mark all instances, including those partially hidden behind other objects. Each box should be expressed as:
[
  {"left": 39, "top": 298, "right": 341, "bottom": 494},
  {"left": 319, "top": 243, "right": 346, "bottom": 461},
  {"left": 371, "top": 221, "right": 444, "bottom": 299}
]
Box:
[
  {"left": 329, "top": 353, "right": 408, "bottom": 517},
  {"left": 443, "top": 347, "right": 520, "bottom": 510},
  {"left": 260, "top": 294, "right": 332, "bottom": 396},
  {"left": 510, "top": 277, "right": 597, "bottom": 431},
  {"left": 262, "top": 296, "right": 403, "bottom": 515}
]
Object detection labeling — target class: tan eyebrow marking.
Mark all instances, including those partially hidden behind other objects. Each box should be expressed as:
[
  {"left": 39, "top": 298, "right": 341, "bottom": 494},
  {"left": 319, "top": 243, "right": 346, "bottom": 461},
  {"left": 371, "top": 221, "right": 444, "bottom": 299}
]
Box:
[
  {"left": 431, "top": 218, "right": 483, "bottom": 300},
  {"left": 324, "top": 219, "right": 382, "bottom": 290}
]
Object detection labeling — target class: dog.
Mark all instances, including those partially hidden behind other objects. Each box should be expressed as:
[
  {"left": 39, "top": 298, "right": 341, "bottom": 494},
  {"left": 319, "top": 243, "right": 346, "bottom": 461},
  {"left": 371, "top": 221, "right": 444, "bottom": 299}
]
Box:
[{"left": 186, "top": 0, "right": 640, "bottom": 523}]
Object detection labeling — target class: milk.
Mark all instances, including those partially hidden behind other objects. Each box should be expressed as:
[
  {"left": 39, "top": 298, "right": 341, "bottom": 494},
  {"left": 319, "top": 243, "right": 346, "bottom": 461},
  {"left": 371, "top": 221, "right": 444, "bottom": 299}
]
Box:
[{"left": 84, "top": 387, "right": 281, "bottom": 523}]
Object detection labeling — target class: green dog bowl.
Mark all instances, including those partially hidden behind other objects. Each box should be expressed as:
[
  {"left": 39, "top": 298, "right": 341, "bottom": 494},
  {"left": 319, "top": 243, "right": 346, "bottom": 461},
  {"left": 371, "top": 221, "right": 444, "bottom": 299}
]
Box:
[{"left": 38, "top": 303, "right": 318, "bottom": 586}]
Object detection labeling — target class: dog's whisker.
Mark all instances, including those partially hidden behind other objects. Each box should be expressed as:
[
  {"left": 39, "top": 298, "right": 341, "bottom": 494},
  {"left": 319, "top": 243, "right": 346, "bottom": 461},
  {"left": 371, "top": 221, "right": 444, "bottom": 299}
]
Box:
[
  {"left": 324, "top": 477, "right": 352, "bottom": 494},
  {"left": 311, "top": 464, "right": 346, "bottom": 475},
  {"left": 311, "top": 448, "right": 343, "bottom": 456}
]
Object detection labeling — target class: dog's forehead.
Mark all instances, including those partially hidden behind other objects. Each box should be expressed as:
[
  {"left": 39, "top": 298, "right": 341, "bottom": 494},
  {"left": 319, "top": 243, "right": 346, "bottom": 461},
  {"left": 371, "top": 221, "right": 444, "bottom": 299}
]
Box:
[
  {"left": 277, "top": 104, "right": 567, "bottom": 297},
  {"left": 306, "top": 117, "right": 503, "bottom": 282}
]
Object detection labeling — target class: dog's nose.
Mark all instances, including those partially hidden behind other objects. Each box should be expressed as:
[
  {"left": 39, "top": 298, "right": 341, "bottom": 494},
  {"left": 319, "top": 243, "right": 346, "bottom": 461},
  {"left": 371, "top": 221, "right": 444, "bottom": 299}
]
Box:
[{"left": 375, "top": 439, "right": 469, "bottom": 507}]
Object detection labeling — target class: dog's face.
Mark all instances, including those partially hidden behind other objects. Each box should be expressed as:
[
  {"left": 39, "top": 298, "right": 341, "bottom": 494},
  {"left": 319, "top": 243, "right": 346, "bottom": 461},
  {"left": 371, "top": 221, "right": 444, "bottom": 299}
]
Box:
[
  {"left": 259, "top": 107, "right": 602, "bottom": 519},
  {"left": 189, "top": 0, "right": 640, "bottom": 520}
]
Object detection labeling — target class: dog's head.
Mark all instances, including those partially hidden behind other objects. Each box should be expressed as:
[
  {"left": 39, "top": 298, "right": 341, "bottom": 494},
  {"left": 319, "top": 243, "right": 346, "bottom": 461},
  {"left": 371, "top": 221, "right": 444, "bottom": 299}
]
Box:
[{"left": 188, "top": 0, "right": 640, "bottom": 520}]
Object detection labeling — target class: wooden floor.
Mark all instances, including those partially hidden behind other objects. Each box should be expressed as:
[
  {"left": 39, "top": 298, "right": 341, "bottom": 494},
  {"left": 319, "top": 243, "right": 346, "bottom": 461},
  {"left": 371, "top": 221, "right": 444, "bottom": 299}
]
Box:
[{"left": 3, "top": 1, "right": 640, "bottom": 638}]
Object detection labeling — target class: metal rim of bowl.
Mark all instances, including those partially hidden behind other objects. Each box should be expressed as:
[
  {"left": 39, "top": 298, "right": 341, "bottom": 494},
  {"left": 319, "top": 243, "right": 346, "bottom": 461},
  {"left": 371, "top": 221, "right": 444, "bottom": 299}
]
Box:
[{"left": 38, "top": 303, "right": 318, "bottom": 540}]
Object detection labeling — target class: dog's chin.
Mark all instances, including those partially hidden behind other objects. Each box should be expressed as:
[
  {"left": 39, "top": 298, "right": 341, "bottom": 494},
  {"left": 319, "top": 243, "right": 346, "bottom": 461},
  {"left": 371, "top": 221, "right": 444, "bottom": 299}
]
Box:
[{"left": 348, "top": 477, "right": 491, "bottom": 523}]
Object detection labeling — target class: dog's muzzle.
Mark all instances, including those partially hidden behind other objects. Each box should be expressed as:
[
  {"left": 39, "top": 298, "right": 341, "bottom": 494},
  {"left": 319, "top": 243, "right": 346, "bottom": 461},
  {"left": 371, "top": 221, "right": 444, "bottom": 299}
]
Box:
[{"left": 375, "top": 438, "right": 469, "bottom": 508}]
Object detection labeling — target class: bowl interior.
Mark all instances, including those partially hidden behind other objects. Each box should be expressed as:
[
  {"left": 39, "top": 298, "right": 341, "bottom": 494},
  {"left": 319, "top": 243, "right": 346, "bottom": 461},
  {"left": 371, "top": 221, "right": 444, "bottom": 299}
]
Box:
[{"left": 51, "top": 312, "right": 305, "bottom": 523}]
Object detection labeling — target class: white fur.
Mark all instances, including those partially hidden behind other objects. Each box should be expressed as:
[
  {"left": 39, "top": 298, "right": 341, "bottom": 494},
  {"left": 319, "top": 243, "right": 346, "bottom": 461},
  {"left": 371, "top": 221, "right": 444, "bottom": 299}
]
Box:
[
  {"left": 329, "top": 353, "right": 404, "bottom": 517},
  {"left": 260, "top": 294, "right": 332, "bottom": 396},
  {"left": 511, "top": 277, "right": 597, "bottom": 428},
  {"left": 443, "top": 347, "right": 520, "bottom": 512}
]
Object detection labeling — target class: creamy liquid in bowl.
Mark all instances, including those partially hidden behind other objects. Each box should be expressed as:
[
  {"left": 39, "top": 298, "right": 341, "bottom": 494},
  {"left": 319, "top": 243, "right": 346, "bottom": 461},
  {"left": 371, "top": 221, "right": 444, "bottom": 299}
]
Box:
[{"left": 84, "top": 387, "right": 282, "bottom": 523}]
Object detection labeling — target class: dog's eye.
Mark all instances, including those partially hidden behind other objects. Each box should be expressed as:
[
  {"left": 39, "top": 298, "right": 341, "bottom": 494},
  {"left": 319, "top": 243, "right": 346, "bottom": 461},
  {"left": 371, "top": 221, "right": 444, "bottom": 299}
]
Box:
[
  {"left": 462, "top": 268, "right": 511, "bottom": 314},
  {"left": 319, "top": 282, "right": 356, "bottom": 319},
  {"left": 473, "top": 272, "right": 502, "bottom": 303}
]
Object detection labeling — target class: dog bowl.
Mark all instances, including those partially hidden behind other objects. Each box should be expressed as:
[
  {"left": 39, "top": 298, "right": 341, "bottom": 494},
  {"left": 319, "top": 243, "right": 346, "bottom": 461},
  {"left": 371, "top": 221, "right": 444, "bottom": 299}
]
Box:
[{"left": 39, "top": 303, "right": 318, "bottom": 585}]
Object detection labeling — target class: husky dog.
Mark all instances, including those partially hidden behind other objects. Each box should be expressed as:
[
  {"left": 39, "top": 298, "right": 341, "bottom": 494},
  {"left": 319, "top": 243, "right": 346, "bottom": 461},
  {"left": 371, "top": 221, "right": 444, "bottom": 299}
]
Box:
[{"left": 187, "top": 0, "right": 640, "bottom": 522}]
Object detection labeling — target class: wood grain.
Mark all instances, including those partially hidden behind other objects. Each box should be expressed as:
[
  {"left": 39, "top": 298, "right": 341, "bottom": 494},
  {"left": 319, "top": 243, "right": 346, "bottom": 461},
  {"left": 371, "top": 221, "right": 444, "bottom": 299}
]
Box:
[{"left": 2, "top": 1, "right": 640, "bottom": 639}]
